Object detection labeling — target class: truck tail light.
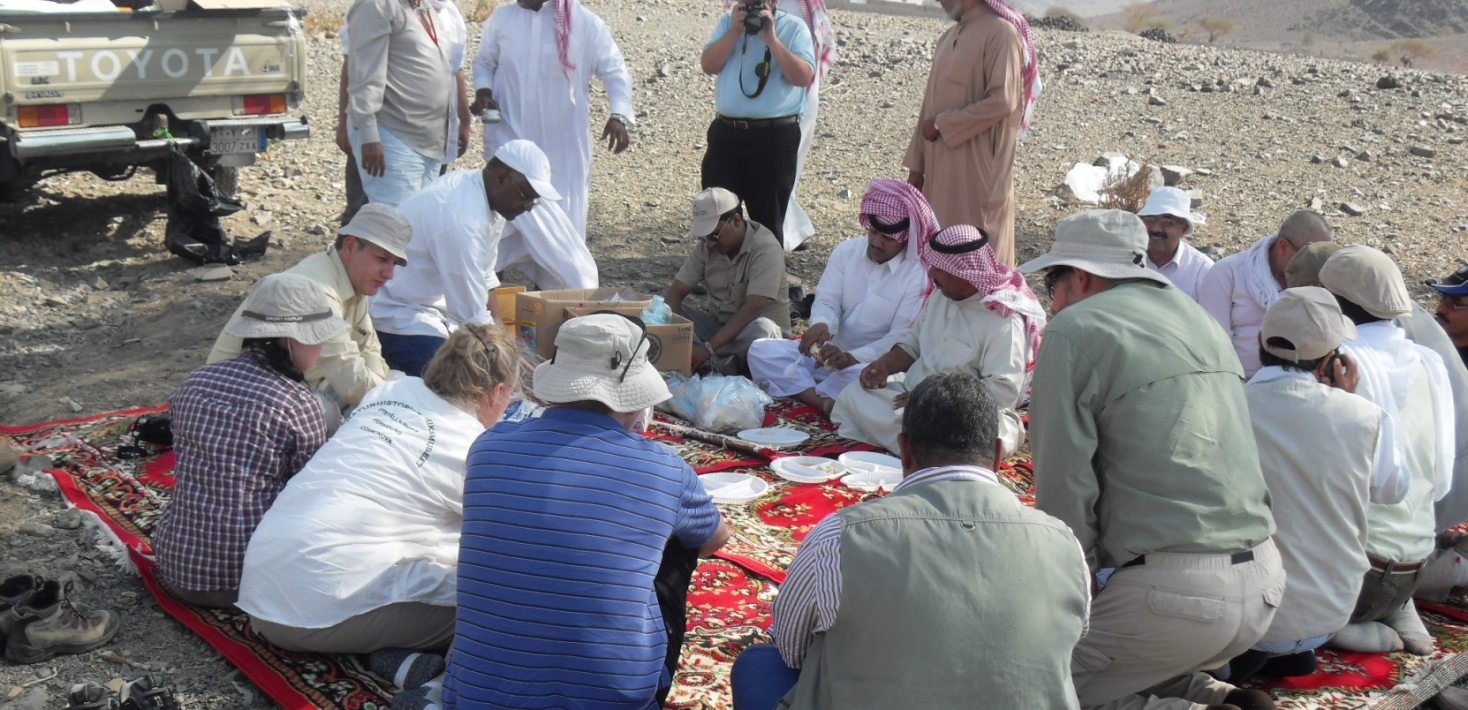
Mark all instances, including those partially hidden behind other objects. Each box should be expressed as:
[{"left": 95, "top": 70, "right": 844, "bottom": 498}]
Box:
[
  {"left": 233, "top": 94, "right": 287, "bottom": 116},
  {"left": 18, "top": 104, "right": 80, "bottom": 128}
]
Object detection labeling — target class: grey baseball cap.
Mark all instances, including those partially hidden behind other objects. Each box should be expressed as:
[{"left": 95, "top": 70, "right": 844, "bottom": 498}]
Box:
[
  {"left": 1260, "top": 287, "right": 1358, "bottom": 362},
  {"left": 1318, "top": 245, "right": 1413, "bottom": 319},
  {"left": 337, "top": 203, "right": 413, "bottom": 266},
  {"left": 1018, "top": 209, "right": 1168, "bottom": 284}
]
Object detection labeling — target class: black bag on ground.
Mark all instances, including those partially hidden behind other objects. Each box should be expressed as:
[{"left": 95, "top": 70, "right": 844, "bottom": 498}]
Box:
[{"left": 163, "top": 145, "right": 247, "bottom": 265}]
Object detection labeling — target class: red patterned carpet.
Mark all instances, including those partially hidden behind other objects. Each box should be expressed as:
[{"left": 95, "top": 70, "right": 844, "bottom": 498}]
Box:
[{"left": 5, "top": 402, "right": 1468, "bottom": 710}]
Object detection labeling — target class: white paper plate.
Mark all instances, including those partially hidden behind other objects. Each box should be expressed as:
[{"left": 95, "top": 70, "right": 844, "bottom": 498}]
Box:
[
  {"left": 737, "top": 427, "right": 809, "bottom": 449},
  {"left": 842, "top": 469, "right": 902, "bottom": 493},
  {"left": 839, "top": 452, "right": 902, "bottom": 476},
  {"left": 770, "top": 456, "right": 847, "bottom": 483},
  {"left": 700, "top": 473, "right": 769, "bottom": 504}
]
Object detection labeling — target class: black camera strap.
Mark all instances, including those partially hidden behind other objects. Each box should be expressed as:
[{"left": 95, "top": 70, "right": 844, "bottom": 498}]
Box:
[{"left": 739, "top": 35, "right": 773, "bottom": 99}]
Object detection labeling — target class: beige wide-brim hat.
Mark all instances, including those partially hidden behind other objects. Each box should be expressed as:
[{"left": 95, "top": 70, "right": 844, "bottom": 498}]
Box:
[
  {"left": 1018, "top": 209, "right": 1170, "bottom": 284},
  {"left": 338, "top": 202, "right": 413, "bottom": 265},
  {"left": 532, "top": 313, "right": 672, "bottom": 413},
  {"left": 223, "top": 273, "right": 350, "bottom": 345}
]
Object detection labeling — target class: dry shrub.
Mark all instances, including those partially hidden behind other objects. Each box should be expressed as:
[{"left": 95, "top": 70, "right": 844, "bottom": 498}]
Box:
[
  {"left": 302, "top": 10, "right": 343, "bottom": 37},
  {"left": 1045, "top": 7, "right": 1086, "bottom": 25},
  {"left": 1199, "top": 16, "right": 1237, "bottom": 43},
  {"left": 1122, "top": 3, "right": 1159, "bottom": 33},
  {"left": 1097, "top": 164, "right": 1154, "bottom": 214}
]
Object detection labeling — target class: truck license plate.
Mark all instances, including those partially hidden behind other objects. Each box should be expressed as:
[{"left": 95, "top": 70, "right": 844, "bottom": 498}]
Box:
[{"left": 208, "top": 126, "right": 267, "bottom": 155}]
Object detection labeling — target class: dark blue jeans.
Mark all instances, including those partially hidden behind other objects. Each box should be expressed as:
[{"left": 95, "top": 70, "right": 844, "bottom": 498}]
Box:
[
  {"left": 730, "top": 643, "right": 801, "bottom": 710},
  {"left": 378, "top": 332, "right": 446, "bottom": 378}
]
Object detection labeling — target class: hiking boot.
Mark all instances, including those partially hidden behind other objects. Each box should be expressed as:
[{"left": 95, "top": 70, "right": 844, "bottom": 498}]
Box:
[
  {"left": 119, "top": 674, "right": 179, "bottom": 710},
  {"left": 67, "top": 682, "right": 118, "bottom": 710},
  {"left": 0, "top": 573, "right": 42, "bottom": 644},
  {"left": 5, "top": 580, "right": 121, "bottom": 664}
]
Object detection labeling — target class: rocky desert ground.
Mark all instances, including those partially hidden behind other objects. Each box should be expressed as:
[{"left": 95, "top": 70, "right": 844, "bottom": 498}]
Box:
[{"left": 3, "top": 0, "right": 1468, "bottom": 706}]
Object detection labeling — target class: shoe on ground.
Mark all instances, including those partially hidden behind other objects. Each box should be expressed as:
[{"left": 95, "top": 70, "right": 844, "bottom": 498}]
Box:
[
  {"left": 66, "top": 682, "right": 118, "bottom": 710},
  {"left": 369, "top": 648, "right": 445, "bottom": 691},
  {"left": 119, "top": 674, "right": 179, "bottom": 710},
  {"left": 1436, "top": 686, "right": 1468, "bottom": 710},
  {"left": 0, "top": 573, "right": 42, "bottom": 644},
  {"left": 4, "top": 580, "right": 121, "bottom": 664}
]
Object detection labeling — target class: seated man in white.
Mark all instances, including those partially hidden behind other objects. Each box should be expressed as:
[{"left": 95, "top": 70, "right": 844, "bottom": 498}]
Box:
[
  {"left": 1221, "top": 287, "right": 1405, "bottom": 684},
  {"left": 237, "top": 323, "right": 521, "bottom": 696},
  {"left": 1319, "top": 246, "right": 1455, "bottom": 658},
  {"left": 1137, "top": 186, "right": 1213, "bottom": 301},
  {"left": 747, "top": 179, "right": 931, "bottom": 415},
  {"left": 1198, "top": 209, "right": 1332, "bottom": 376},
  {"left": 832, "top": 224, "right": 1042, "bottom": 458}
]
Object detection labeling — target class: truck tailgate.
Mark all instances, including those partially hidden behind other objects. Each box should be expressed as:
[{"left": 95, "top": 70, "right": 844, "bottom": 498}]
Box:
[{"left": 0, "top": 10, "right": 305, "bottom": 120}]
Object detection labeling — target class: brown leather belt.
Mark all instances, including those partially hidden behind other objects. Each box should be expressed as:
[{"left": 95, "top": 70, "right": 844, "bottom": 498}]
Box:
[
  {"left": 718, "top": 114, "right": 800, "bottom": 130},
  {"left": 1367, "top": 554, "right": 1424, "bottom": 574}
]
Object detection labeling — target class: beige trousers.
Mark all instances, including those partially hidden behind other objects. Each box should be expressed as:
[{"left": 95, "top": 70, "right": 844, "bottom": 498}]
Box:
[
  {"left": 1072, "top": 538, "right": 1286, "bottom": 710},
  {"left": 249, "top": 602, "right": 455, "bottom": 654}
]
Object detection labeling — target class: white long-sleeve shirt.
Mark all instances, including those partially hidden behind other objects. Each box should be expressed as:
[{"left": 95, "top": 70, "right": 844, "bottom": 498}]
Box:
[
  {"left": 371, "top": 169, "right": 505, "bottom": 338},
  {"left": 1197, "top": 235, "right": 1280, "bottom": 377},
  {"left": 471, "top": 2, "right": 633, "bottom": 238},
  {"left": 1146, "top": 241, "right": 1214, "bottom": 303},
  {"left": 809, "top": 237, "right": 927, "bottom": 363}
]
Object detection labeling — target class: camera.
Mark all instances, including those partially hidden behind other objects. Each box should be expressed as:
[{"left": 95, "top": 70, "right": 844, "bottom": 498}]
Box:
[{"left": 741, "top": 0, "right": 767, "bottom": 35}]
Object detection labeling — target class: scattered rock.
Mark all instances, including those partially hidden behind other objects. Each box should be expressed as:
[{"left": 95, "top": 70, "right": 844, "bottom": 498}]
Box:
[
  {"left": 1308, "top": 196, "right": 1325, "bottom": 211},
  {"left": 1186, "top": 190, "right": 1204, "bottom": 209},
  {"left": 1148, "top": 94, "right": 1167, "bottom": 107},
  {"left": 836, "top": 188, "right": 851, "bottom": 199},
  {"left": 1409, "top": 145, "right": 1437, "bottom": 158},
  {"left": 57, "top": 397, "right": 83, "bottom": 413},
  {"left": 656, "top": 63, "right": 671, "bottom": 78},
  {"left": 52, "top": 508, "right": 84, "bottom": 530},
  {"left": 1159, "top": 165, "right": 1192, "bottom": 186},
  {"left": 1375, "top": 75, "right": 1402, "bottom": 90},
  {"left": 1356, "top": 150, "right": 1372, "bottom": 162},
  {"left": 1341, "top": 202, "right": 1367, "bottom": 216},
  {"left": 43, "top": 296, "right": 68, "bottom": 308},
  {"left": 92, "top": 277, "right": 109, "bottom": 291},
  {"left": 1140, "top": 28, "right": 1175, "bottom": 44},
  {"left": 0, "top": 383, "right": 27, "bottom": 395},
  {"left": 1027, "top": 13, "right": 1087, "bottom": 32},
  {"left": 1256, "top": 76, "right": 1274, "bottom": 88},
  {"left": 17, "top": 521, "right": 57, "bottom": 538},
  {"left": 0, "top": 686, "right": 47, "bottom": 710},
  {"left": 194, "top": 265, "right": 234, "bottom": 282},
  {"left": 1330, "top": 156, "right": 1349, "bottom": 168}
]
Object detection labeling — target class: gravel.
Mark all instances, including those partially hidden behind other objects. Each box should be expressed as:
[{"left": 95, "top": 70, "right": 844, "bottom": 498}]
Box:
[{"left": 3, "top": 0, "right": 1468, "bottom": 705}]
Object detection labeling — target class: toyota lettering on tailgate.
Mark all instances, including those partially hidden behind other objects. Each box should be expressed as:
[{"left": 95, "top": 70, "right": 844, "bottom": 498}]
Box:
[{"left": 10, "top": 45, "right": 284, "bottom": 85}]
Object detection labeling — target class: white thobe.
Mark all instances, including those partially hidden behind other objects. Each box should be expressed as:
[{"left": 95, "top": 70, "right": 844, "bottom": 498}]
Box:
[
  {"left": 1197, "top": 235, "right": 1280, "bottom": 377},
  {"left": 831, "top": 291, "right": 1028, "bottom": 457},
  {"left": 1146, "top": 240, "right": 1214, "bottom": 303},
  {"left": 776, "top": 0, "right": 833, "bottom": 251},
  {"left": 472, "top": 2, "right": 633, "bottom": 239},
  {"left": 748, "top": 237, "right": 926, "bottom": 398}
]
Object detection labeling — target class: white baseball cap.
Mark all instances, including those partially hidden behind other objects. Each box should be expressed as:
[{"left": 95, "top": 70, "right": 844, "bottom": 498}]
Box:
[
  {"left": 493, "top": 139, "right": 561, "bottom": 202},
  {"left": 1136, "top": 187, "right": 1205, "bottom": 236}
]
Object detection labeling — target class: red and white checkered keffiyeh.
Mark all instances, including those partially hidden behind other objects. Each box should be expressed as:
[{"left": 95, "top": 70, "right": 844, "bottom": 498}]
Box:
[
  {"left": 920, "top": 224, "right": 1046, "bottom": 371},
  {"left": 554, "top": 0, "right": 577, "bottom": 96},
  {"left": 858, "top": 178, "right": 939, "bottom": 264},
  {"left": 984, "top": 0, "right": 1042, "bottom": 136}
]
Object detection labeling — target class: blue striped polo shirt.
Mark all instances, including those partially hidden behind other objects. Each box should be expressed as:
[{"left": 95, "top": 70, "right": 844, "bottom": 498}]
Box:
[{"left": 446, "top": 407, "right": 721, "bottom": 710}]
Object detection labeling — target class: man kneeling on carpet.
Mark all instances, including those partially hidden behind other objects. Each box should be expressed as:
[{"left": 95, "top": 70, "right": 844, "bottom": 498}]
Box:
[
  {"left": 236, "top": 323, "right": 520, "bottom": 703},
  {"left": 152, "top": 273, "right": 348, "bottom": 608},
  {"left": 446, "top": 312, "right": 731, "bottom": 710},
  {"left": 730, "top": 372, "right": 1092, "bottom": 710},
  {"left": 830, "top": 224, "right": 1041, "bottom": 458}
]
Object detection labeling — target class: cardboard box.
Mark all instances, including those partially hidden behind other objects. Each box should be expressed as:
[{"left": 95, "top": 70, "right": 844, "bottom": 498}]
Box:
[
  {"left": 566, "top": 305, "right": 694, "bottom": 376},
  {"left": 516, "top": 288, "right": 652, "bottom": 359},
  {"left": 493, "top": 286, "right": 525, "bottom": 336}
]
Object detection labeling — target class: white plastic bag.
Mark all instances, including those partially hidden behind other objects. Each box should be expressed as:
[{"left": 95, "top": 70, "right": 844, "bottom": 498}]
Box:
[{"left": 659, "top": 373, "right": 772, "bottom": 433}]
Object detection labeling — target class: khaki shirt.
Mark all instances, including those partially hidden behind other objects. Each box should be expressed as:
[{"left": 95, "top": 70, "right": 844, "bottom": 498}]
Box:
[
  {"left": 1029, "top": 280, "right": 1276, "bottom": 572},
  {"left": 674, "top": 219, "right": 791, "bottom": 333},
  {"left": 208, "top": 250, "right": 388, "bottom": 407}
]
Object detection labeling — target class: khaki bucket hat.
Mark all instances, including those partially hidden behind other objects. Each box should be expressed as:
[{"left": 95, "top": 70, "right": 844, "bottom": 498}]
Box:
[{"left": 223, "top": 273, "right": 350, "bottom": 345}]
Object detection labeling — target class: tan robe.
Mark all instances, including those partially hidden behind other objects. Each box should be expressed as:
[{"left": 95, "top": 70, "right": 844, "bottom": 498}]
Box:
[{"left": 903, "top": 4, "right": 1025, "bottom": 266}]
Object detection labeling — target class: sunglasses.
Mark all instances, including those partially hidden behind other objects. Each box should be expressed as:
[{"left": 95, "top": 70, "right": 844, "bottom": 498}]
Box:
[
  {"left": 515, "top": 183, "right": 540, "bottom": 210},
  {"left": 1445, "top": 294, "right": 1468, "bottom": 311},
  {"left": 702, "top": 215, "right": 732, "bottom": 242},
  {"left": 550, "top": 311, "right": 648, "bottom": 384},
  {"left": 1044, "top": 266, "right": 1074, "bottom": 299}
]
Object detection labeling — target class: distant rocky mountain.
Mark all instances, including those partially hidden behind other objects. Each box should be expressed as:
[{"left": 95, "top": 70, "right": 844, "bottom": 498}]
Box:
[
  {"left": 1309, "top": 0, "right": 1468, "bottom": 40},
  {"left": 1089, "top": 0, "right": 1468, "bottom": 43}
]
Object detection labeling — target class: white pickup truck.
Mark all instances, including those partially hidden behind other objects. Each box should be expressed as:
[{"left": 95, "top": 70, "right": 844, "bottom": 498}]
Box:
[{"left": 0, "top": 2, "right": 308, "bottom": 197}]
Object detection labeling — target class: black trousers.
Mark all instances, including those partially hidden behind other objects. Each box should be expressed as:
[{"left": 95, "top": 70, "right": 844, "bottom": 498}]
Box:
[
  {"left": 654, "top": 538, "right": 701, "bottom": 704},
  {"left": 700, "top": 119, "right": 801, "bottom": 242}
]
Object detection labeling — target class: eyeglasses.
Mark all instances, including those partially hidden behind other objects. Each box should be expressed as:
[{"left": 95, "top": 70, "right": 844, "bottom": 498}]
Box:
[
  {"left": 702, "top": 216, "right": 731, "bottom": 243},
  {"left": 1445, "top": 294, "right": 1468, "bottom": 311},
  {"left": 1140, "top": 215, "right": 1185, "bottom": 230},
  {"left": 1044, "top": 266, "right": 1074, "bottom": 299},
  {"left": 516, "top": 183, "right": 540, "bottom": 210}
]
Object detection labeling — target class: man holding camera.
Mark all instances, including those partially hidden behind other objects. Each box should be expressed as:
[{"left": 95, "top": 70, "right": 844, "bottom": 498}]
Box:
[{"left": 699, "top": 0, "right": 815, "bottom": 245}]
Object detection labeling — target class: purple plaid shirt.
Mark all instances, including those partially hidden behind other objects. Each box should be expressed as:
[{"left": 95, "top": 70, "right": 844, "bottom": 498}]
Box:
[{"left": 152, "top": 348, "right": 327, "bottom": 592}]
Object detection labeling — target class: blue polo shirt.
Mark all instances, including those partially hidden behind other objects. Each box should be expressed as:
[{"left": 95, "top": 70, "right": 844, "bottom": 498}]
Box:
[
  {"left": 446, "top": 407, "right": 721, "bottom": 710},
  {"left": 708, "top": 9, "right": 815, "bottom": 119}
]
